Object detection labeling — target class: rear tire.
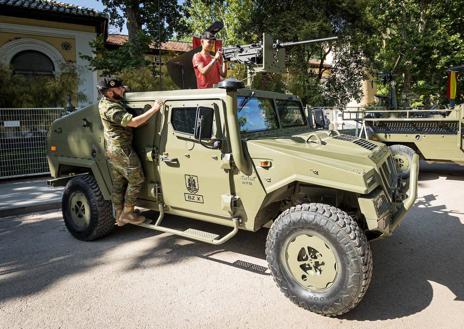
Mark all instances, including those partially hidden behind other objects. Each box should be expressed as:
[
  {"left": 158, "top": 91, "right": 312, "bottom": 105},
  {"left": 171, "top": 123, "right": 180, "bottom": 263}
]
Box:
[
  {"left": 266, "top": 203, "right": 373, "bottom": 317},
  {"left": 62, "top": 174, "right": 114, "bottom": 241},
  {"left": 389, "top": 144, "right": 415, "bottom": 179}
]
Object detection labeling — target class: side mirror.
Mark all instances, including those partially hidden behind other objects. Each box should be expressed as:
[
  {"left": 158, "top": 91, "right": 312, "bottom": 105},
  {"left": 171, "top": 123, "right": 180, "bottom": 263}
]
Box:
[{"left": 194, "top": 107, "right": 214, "bottom": 140}]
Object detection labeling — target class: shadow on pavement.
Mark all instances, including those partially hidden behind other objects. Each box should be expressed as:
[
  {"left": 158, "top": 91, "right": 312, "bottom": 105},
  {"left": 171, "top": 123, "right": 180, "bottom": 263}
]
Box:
[
  {"left": 344, "top": 194, "right": 464, "bottom": 320},
  {"left": 1, "top": 173, "right": 463, "bottom": 320},
  {"left": 418, "top": 161, "right": 464, "bottom": 182},
  {"left": 0, "top": 210, "right": 269, "bottom": 305},
  {"left": 120, "top": 211, "right": 269, "bottom": 274},
  {"left": 0, "top": 212, "right": 156, "bottom": 303}
]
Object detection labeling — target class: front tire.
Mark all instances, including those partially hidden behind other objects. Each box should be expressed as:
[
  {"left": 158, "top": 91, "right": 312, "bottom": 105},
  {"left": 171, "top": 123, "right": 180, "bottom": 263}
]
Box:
[
  {"left": 62, "top": 174, "right": 114, "bottom": 241},
  {"left": 266, "top": 203, "right": 373, "bottom": 316}
]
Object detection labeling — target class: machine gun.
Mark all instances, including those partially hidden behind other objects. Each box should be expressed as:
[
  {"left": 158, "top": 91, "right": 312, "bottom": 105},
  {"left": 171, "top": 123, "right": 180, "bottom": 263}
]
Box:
[
  {"left": 222, "top": 34, "right": 338, "bottom": 73},
  {"left": 167, "top": 33, "right": 338, "bottom": 89}
]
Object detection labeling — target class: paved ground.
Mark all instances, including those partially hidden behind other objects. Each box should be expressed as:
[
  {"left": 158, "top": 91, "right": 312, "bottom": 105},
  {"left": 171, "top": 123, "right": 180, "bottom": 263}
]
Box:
[
  {"left": 0, "top": 177, "right": 62, "bottom": 217},
  {"left": 1, "top": 163, "right": 464, "bottom": 329}
]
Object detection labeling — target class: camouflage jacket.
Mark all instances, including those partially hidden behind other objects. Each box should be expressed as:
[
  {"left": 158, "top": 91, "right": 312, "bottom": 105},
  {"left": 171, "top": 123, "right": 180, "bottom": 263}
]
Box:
[{"left": 98, "top": 97, "right": 133, "bottom": 151}]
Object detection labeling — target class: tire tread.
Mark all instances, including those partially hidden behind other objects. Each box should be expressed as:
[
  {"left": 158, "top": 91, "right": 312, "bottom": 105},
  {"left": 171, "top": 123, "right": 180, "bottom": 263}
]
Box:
[{"left": 265, "top": 203, "right": 373, "bottom": 317}]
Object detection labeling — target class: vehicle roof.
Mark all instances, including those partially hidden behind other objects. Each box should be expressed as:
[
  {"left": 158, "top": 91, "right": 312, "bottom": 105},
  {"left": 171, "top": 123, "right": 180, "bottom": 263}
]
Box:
[{"left": 124, "top": 87, "right": 301, "bottom": 102}]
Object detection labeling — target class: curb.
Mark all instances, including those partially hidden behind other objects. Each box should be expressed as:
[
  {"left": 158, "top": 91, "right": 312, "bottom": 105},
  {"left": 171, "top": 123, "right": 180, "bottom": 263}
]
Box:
[{"left": 0, "top": 202, "right": 61, "bottom": 218}]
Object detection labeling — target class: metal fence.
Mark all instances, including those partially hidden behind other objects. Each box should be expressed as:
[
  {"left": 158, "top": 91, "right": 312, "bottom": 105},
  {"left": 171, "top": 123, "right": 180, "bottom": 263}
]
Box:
[
  {"left": 0, "top": 108, "right": 66, "bottom": 179},
  {"left": 308, "top": 106, "right": 364, "bottom": 135}
]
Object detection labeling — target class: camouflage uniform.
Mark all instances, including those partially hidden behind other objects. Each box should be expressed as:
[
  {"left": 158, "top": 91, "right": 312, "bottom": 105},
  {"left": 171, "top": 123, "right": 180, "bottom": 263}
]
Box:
[{"left": 98, "top": 97, "right": 144, "bottom": 209}]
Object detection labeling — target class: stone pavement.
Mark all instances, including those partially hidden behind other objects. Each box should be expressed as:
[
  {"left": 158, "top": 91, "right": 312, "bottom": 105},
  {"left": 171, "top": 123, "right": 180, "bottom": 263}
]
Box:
[{"left": 0, "top": 177, "right": 63, "bottom": 217}]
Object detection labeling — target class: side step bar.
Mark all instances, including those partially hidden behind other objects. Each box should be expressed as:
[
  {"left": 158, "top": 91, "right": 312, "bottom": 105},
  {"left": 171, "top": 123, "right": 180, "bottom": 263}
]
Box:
[{"left": 133, "top": 204, "right": 240, "bottom": 245}]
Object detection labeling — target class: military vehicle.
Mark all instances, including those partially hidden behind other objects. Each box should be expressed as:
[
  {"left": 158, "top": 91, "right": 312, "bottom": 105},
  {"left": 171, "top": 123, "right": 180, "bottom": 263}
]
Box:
[
  {"left": 343, "top": 66, "right": 464, "bottom": 175},
  {"left": 344, "top": 105, "right": 464, "bottom": 175},
  {"left": 47, "top": 33, "right": 419, "bottom": 317}
]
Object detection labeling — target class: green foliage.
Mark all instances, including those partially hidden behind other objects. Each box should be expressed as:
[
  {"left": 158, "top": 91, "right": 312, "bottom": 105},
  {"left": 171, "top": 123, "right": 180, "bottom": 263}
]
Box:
[
  {"left": 182, "top": 0, "right": 254, "bottom": 45},
  {"left": 117, "top": 58, "right": 179, "bottom": 92},
  {"left": 250, "top": 0, "right": 372, "bottom": 106},
  {"left": 84, "top": 1, "right": 186, "bottom": 76},
  {"left": 365, "top": 0, "right": 464, "bottom": 106},
  {"left": 182, "top": 0, "right": 372, "bottom": 106},
  {"left": 81, "top": 33, "right": 151, "bottom": 75},
  {"left": 0, "top": 64, "right": 85, "bottom": 108},
  {"left": 101, "top": 0, "right": 186, "bottom": 41}
]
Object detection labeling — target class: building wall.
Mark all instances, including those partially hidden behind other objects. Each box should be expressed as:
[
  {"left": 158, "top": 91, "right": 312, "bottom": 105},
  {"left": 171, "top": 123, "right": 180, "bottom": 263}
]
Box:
[{"left": 0, "top": 15, "right": 98, "bottom": 107}]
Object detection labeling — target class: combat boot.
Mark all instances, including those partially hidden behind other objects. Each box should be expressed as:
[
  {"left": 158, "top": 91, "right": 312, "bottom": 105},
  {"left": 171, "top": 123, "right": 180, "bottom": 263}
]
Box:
[{"left": 118, "top": 206, "right": 146, "bottom": 225}]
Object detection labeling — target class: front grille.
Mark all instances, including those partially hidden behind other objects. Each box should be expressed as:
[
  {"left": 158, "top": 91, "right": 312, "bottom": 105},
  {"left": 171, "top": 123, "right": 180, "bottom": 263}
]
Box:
[
  {"left": 378, "top": 155, "right": 398, "bottom": 197},
  {"left": 353, "top": 139, "right": 378, "bottom": 150},
  {"left": 369, "top": 121, "right": 459, "bottom": 135},
  {"left": 377, "top": 194, "right": 390, "bottom": 215}
]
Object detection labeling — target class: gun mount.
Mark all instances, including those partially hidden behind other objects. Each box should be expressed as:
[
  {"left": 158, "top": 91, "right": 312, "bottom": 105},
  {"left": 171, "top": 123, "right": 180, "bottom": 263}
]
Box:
[{"left": 167, "top": 33, "right": 337, "bottom": 89}]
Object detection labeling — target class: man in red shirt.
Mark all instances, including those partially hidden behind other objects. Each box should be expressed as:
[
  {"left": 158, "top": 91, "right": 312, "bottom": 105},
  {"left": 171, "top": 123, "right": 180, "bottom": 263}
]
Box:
[{"left": 192, "top": 32, "right": 227, "bottom": 89}]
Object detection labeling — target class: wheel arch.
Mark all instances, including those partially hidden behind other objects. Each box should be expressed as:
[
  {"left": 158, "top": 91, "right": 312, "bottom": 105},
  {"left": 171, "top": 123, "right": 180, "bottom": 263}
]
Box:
[
  {"left": 254, "top": 182, "right": 366, "bottom": 231},
  {"left": 52, "top": 158, "right": 111, "bottom": 200},
  {"left": 384, "top": 142, "right": 425, "bottom": 160}
]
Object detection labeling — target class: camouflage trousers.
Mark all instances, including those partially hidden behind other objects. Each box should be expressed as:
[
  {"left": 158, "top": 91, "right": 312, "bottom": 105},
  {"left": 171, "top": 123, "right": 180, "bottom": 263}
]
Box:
[{"left": 106, "top": 146, "right": 144, "bottom": 209}]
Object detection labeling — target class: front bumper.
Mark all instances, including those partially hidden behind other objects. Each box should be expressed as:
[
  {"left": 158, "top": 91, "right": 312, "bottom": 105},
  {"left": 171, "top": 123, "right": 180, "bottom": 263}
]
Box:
[
  {"left": 386, "top": 153, "right": 419, "bottom": 234},
  {"left": 358, "top": 154, "right": 419, "bottom": 236}
]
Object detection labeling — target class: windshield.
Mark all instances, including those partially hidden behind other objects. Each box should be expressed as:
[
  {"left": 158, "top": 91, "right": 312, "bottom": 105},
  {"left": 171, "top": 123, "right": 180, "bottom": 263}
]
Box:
[
  {"left": 237, "top": 96, "right": 306, "bottom": 132},
  {"left": 238, "top": 97, "right": 279, "bottom": 132}
]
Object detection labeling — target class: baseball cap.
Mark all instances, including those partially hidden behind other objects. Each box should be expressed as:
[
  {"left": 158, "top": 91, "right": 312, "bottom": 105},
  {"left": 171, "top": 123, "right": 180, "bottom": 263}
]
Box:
[
  {"left": 201, "top": 31, "right": 216, "bottom": 40},
  {"left": 97, "top": 77, "right": 128, "bottom": 91}
]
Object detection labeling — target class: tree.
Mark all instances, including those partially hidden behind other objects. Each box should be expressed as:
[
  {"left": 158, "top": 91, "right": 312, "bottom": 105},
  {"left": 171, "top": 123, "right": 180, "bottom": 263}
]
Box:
[
  {"left": 250, "top": 0, "right": 373, "bottom": 106},
  {"left": 364, "top": 0, "right": 464, "bottom": 107},
  {"left": 183, "top": 0, "right": 374, "bottom": 106},
  {"left": 182, "top": 0, "right": 254, "bottom": 45},
  {"left": 84, "top": 0, "right": 186, "bottom": 75}
]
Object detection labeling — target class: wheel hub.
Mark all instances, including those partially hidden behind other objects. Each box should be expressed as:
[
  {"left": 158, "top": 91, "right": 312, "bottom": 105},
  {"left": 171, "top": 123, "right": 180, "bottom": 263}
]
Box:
[
  {"left": 284, "top": 233, "right": 338, "bottom": 291},
  {"left": 393, "top": 153, "right": 410, "bottom": 173},
  {"left": 69, "top": 191, "right": 90, "bottom": 230}
]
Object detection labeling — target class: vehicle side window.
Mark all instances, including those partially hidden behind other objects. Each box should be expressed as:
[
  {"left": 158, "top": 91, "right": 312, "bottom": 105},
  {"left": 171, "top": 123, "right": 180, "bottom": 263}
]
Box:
[
  {"left": 275, "top": 100, "right": 306, "bottom": 127},
  {"left": 171, "top": 107, "right": 197, "bottom": 135}
]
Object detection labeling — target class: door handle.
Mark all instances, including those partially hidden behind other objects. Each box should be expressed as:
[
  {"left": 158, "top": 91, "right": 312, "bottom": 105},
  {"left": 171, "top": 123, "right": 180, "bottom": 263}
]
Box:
[{"left": 160, "top": 156, "right": 179, "bottom": 164}]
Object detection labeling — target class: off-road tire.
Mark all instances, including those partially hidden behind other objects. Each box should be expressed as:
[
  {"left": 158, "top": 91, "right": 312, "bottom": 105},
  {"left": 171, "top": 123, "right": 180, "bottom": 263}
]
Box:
[
  {"left": 62, "top": 174, "right": 114, "bottom": 241},
  {"left": 265, "top": 203, "right": 373, "bottom": 317},
  {"left": 389, "top": 144, "right": 415, "bottom": 179}
]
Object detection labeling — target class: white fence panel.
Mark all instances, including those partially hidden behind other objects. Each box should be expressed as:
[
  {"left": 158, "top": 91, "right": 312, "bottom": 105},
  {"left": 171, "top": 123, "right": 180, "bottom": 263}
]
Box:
[{"left": 0, "top": 108, "right": 66, "bottom": 179}]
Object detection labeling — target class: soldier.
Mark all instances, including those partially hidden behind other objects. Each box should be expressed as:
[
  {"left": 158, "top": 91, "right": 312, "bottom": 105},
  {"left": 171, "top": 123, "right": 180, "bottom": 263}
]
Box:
[
  {"left": 192, "top": 31, "right": 227, "bottom": 89},
  {"left": 97, "top": 77, "right": 164, "bottom": 226}
]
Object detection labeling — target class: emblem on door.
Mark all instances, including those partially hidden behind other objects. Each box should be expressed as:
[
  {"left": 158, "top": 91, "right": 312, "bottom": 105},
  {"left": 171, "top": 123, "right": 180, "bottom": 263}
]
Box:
[{"left": 185, "top": 174, "right": 199, "bottom": 194}]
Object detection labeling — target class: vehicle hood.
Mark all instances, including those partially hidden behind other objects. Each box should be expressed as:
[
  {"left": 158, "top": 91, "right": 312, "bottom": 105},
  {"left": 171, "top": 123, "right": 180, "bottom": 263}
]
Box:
[{"left": 245, "top": 131, "right": 388, "bottom": 194}]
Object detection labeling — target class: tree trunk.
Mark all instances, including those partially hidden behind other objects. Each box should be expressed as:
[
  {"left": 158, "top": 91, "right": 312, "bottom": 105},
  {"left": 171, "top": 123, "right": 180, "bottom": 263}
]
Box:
[{"left": 126, "top": 1, "right": 142, "bottom": 41}]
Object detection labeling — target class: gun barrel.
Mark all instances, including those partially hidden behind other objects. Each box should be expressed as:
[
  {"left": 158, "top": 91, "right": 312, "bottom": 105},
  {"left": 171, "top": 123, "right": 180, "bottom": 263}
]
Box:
[{"left": 276, "top": 36, "right": 338, "bottom": 48}]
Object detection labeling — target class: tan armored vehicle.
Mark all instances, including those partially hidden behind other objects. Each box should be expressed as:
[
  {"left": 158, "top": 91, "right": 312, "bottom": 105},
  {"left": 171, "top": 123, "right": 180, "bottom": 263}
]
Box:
[
  {"left": 47, "top": 78, "right": 419, "bottom": 316},
  {"left": 343, "top": 105, "right": 464, "bottom": 175},
  {"left": 343, "top": 66, "right": 464, "bottom": 175}
]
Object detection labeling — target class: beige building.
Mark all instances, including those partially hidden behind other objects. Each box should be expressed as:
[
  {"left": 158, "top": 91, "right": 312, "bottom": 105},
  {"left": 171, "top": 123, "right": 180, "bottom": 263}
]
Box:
[{"left": 0, "top": 0, "right": 107, "bottom": 107}]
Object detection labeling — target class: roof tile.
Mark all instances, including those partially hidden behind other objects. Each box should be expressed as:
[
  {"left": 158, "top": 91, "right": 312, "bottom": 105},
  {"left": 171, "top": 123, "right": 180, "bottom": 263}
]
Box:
[
  {"left": 0, "top": 0, "right": 106, "bottom": 18},
  {"left": 106, "top": 34, "right": 192, "bottom": 53}
]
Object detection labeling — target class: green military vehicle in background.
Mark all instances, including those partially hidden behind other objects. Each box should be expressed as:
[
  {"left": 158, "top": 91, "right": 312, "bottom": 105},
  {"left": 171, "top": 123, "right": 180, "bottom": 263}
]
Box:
[
  {"left": 344, "top": 105, "right": 464, "bottom": 175},
  {"left": 343, "top": 68, "right": 464, "bottom": 175},
  {"left": 46, "top": 33, "right": 419, "bottom": 316}
]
